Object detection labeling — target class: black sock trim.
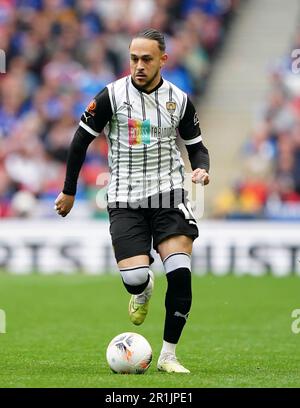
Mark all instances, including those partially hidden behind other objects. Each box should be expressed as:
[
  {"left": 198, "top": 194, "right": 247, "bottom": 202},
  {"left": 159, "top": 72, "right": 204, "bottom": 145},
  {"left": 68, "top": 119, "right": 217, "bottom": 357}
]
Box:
[
  {"left": 122, "top": 274, "right": 150, "bottom": 295},
  {"left": 120, "top": 265, "right": 149, "bottom": 272}
]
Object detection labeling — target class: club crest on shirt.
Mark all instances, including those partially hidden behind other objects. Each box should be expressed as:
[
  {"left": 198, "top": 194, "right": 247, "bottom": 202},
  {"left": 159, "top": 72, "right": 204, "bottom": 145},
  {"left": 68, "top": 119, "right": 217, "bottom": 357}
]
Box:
[
  {"left": 166, "top": 101, "right": 176, "bottom": 114},
  {"left": 86, "top": 99, "right": 97, "bottom": 116}
]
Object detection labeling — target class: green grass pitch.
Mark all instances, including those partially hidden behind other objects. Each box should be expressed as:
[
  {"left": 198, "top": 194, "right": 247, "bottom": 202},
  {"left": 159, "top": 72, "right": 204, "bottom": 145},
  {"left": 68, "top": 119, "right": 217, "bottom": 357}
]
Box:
[{"left": 0, "top": 273, "right": 299, "bottom": 388}]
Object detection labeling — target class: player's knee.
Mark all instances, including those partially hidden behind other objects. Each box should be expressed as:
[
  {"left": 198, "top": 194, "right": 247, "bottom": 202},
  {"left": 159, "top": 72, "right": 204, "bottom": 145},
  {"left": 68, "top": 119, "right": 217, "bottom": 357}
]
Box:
[{"left": 119, "top": 265, "right": 150, "bottom": 294}]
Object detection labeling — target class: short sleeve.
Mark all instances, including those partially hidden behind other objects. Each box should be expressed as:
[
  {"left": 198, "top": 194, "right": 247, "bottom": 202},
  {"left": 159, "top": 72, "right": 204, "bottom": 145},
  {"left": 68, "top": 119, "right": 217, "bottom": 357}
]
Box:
[
  {"left": 178, "top": 97, "right": 202, "bottom": 145},
  {"left": 79, "top": 87, "right": 113, "bottom": 137}
]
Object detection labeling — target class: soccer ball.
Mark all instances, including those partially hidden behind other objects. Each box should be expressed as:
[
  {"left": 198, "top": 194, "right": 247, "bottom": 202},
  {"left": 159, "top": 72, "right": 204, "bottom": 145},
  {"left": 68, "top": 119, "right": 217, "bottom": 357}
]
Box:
[{"left": 106, "top": 332, "right": 152, "bottom": 374}]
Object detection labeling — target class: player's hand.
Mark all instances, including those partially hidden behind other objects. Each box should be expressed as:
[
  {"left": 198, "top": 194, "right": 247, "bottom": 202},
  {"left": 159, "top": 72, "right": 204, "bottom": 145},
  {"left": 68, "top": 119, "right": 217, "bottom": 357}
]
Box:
[
  {"left": 191, "top": 168, "right": 210, "bottom": 185},
  {"left": 54, "top": 192, "right": 75, "bottom": 217}
]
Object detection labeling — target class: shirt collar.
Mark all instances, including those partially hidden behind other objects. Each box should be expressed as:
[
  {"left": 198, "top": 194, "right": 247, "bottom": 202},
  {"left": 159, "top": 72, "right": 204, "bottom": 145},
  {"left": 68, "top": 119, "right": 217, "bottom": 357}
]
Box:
[{"left": 131, "top": 76, "right": 164, "bottom": 94}]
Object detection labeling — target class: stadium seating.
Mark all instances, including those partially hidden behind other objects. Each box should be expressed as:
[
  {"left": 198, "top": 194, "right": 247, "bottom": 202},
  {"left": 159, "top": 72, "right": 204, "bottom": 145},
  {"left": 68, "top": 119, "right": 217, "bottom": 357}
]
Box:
[{"left": 213, "top": 25, "right": 300, "bottom": 220}]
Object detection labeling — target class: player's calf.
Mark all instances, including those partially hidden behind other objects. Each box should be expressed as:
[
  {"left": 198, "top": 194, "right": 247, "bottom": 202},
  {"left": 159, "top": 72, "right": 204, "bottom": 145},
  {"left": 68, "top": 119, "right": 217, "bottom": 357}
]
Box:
[
  {"left": 119, "top": 266, "right": 154, "bottom": 325},
  {"left": 158, "top": 252, "right": 192, "bottom": 372},
  {"left": 163, "top": 253, "right": 192, "bottom": 344}
]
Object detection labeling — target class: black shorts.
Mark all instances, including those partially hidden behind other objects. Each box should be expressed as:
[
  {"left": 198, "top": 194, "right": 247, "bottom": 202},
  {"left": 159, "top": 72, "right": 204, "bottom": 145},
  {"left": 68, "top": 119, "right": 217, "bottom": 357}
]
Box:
[{"left": 107, "top": 189, "right": 199, "bottom": 264}]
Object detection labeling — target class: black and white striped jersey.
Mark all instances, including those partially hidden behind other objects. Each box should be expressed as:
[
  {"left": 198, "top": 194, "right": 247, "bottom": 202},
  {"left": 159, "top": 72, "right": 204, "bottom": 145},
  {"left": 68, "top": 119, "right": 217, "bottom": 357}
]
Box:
[{"left": 79, "top": 75, "right": 202, "bottom": 204}]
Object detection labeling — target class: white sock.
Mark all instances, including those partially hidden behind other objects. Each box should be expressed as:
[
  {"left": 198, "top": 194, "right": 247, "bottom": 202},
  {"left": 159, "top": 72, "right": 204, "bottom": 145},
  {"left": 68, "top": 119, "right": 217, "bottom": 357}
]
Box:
[
  {"left": 136, "top": 272, "right": 153, "bottom": 303},
  {"left": 160, "top": 340, "right": 176, "bottom": 356}
]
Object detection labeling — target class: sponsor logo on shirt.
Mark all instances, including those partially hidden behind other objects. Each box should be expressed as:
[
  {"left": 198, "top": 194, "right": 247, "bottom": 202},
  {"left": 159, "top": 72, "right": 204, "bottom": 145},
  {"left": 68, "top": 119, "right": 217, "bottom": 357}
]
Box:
[
  {"left": 128, "top": 118, "right": 151, "bottom": 145},
  {"left": 128, "top": 118, "right": 174, "bottom": 146}
]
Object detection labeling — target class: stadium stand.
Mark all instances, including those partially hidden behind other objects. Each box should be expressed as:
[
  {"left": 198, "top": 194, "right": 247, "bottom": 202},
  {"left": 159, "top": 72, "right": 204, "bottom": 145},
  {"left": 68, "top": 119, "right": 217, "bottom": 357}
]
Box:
[
  {"left": 213, "top": 24, "right": 300, "bottom": 220},
  {"left": 0, "top": 0, "right": 238, "bottom": 218}
]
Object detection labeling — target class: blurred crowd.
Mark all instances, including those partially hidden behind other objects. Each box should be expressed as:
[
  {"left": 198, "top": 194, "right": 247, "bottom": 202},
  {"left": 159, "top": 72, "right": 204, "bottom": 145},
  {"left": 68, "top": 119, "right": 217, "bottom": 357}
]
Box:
[
  {"left": 214, "top": 26, "right": 300, "bottom": 220},
  {"left": 0, "top": 0, "right": 238, "bottom": 218}
]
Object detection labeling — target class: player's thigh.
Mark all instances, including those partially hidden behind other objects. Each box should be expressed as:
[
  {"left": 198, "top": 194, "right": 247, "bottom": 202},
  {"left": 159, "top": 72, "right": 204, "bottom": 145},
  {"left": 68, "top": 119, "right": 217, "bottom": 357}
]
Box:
[
  {"left": 118, "top": 255, "right": 149, "bottom": 269},
  {"left": 157, "top": 235, "right": 193, "bottom": 261},
  {"left": 108, "top": 207, "right": 153, "bottom": 265}
]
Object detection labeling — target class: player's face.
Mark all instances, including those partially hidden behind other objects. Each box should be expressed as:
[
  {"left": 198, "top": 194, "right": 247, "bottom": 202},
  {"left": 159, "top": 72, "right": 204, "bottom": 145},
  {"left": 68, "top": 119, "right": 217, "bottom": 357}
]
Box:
[{"left": 130, "top": 38, "right": 168, "bottom": 91}]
